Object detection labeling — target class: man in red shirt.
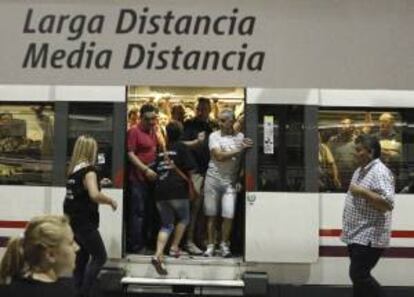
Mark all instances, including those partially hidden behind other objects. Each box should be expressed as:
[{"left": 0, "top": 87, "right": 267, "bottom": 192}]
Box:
[{"left": 127, "top": 104, "right": 159, "bottom": 253}]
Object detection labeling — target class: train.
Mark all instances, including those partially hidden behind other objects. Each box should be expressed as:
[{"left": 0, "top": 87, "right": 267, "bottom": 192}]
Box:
[
  {"left": 1, "top": 85, "right": 414, "bottom": 296},
  {"left": 1, "top": 1, "right": 414, "bottom": 296}
]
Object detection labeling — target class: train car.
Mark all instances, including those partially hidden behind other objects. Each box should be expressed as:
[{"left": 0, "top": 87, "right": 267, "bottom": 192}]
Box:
[
  {"left": 1, "top": 1, "right": 414, "bottom": 296},
  {"left": 1, "top": 86, "right": 414, "bottom": 297}
]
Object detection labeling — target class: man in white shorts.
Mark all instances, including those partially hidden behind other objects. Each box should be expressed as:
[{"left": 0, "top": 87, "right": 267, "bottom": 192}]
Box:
[{"left": 203, "top": 110, "right": 253, "bottom": 257}]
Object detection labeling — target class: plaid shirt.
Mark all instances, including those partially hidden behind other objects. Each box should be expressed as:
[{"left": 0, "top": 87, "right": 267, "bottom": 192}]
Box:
[{"left": 341, "top": 158, "right": 395, "bottom": 248}]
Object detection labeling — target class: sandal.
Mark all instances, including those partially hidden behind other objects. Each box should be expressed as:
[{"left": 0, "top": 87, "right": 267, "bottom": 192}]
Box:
[
  {"left": 169, "top": 248, "right": 188, "bottom": 258},
  {"left": 151, "top": 257, "right": 168, "bottom": 275}
]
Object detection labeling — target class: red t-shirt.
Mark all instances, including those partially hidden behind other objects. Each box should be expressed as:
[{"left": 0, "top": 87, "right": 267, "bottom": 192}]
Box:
[{"left": 127, "top": 123, "right": 158, "bottom": 183}]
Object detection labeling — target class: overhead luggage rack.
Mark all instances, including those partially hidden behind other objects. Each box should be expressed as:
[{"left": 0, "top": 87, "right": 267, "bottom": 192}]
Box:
[{"left": 121, "top": 277, "right": 245, "bottom": 296}]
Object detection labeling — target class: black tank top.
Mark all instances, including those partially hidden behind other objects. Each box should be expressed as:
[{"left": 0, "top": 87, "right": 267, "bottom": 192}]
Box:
[
  {"left": 4, "top": 277, "right": 76, "bottom": 297},
  {"left": 63, "top": 165, "right": 99, "bottom": 231}
]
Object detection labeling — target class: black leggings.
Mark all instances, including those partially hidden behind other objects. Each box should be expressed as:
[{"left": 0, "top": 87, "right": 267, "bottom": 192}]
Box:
[{"left": 74, "top": 228, "right": 107, "bottom": 297}]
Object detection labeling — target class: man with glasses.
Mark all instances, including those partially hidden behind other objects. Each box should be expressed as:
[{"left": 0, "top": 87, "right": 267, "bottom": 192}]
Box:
[{"left": 127, "top": 104, "right": 159, "bottom": 253}]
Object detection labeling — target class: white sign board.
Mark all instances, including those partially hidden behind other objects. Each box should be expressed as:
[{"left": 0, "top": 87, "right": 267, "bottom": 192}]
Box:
[{"left": 1, "top": 0, "right": 414, "bottom": 88}]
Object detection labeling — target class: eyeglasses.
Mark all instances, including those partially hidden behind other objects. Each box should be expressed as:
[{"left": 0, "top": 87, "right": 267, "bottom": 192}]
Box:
[{"left": 142, "top": 116, "right": 157, "bottom": 121}]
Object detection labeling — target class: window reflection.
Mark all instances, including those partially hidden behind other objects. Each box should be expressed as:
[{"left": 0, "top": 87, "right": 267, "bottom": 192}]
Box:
[
  {"left": 0, "top": 104, "right": 54, "bottom": 185},
  {"left": 319, "top": 110, "right": 404, "bottom": 192},
  {"left": 67, "top": 103, "right": 113, "bottom": 181},
  {"left": 257, "top": 105, "right": 305, "bottom": 192}
]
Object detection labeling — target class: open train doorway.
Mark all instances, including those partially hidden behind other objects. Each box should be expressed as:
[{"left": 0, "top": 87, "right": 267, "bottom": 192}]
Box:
[{"left": 125, "top": 86, "right": 246, "bottom": 263}]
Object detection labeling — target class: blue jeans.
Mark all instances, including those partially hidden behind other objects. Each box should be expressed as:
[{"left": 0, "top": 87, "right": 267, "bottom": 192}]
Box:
[
  {"left": 128, "top": 182, "right": 148, "bottom": 251},
  {"left": 73, "top": 228, "right": 107, "bottom": 297}
]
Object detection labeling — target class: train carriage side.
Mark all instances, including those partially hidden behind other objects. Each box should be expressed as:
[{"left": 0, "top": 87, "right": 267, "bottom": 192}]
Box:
[
  {"left": 244, "top": 88, "right": 414, "bottom": 287},
  {"left": 1, "top": 86, "right": 414, "bottom": 290},
  {"left": 0, "top": 85, "right": 125, "bottom": 261}
]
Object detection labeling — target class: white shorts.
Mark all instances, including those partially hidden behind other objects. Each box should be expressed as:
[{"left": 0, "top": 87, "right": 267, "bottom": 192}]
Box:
[{"left": 204, "top": 175, "right": 237, "bottom": 219}]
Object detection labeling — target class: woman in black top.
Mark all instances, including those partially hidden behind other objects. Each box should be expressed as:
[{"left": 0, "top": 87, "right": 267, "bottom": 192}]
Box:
[
  {"left": 0, "top": 215, "right": 79, "bottom": 297},
  {"left": 64, "top": 135, "right": 117, "bottom": 297},
  {"left": 151, "top": 121, "right": 197, "bottom": 275}
]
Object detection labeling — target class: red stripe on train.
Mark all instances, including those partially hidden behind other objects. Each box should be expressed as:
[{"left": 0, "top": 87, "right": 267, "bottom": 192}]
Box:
[
  {"left": 319, "top": 229, "right": 342, "bottom": 237},
  {"left": 391, "top": 230, "right": 414, "bottom": 238},
  {"left": 0, "top": 221, "right": 28, "bottom": 228},
  {"left": 320, "top": 246, "right": 414, "bottom": 258},
  {"left": 319, "top": 229, "right": 414, "bottom": 238},
  {"left": 1, "top": 222, "right": 414, "bottom": 238},
  {"left": 1, "top": 237, "right": 414, "bottom": 258}
]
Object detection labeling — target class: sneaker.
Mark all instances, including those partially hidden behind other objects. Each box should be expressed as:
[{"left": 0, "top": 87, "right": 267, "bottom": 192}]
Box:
[
  {"left": 203, "top": 244, "right": 215, "bottom": 257},
  {"left": 185, "top": 242, "right": 203, "bottom": 255},
  {"left": 219, "top": 242, "right": 232, "bottom": 258},
  {"left": 151, "top": 257, "right": 168, "bottom": 275},
  {"left": 168, "top": 248, "right": 188, "bottom": 258}
]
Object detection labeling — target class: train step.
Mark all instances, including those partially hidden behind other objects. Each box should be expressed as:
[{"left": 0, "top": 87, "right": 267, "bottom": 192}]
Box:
[
  {"left": 124, "top": 254, "right": 245, "bottom": 281},
  {"left": 121, "top": 277, "right": 244, "bottom": 295}
]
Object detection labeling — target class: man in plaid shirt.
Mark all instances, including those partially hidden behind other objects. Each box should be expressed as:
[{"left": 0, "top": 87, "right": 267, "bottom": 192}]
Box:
[{"left": 341, "top": 134, "right": 394, "bottom": 297}]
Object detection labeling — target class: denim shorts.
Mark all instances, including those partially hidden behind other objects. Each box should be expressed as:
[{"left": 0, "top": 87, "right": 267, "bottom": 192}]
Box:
[{"left": 156, "top": 199, "right": 190, "bottom": 229}]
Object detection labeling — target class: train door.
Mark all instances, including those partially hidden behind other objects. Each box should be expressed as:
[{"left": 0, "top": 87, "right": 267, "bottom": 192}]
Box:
[
  {"left": 244, "top": 89, "right": 320, "bottom": 263},
  {"left": 125, "top": 86, "right": 246, "bottom": 260}
]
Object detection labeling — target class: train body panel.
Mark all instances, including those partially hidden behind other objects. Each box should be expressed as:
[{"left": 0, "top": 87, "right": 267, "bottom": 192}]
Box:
[
  {"left": 245, "top": 192, "right": 319, "bottom": 263},
  {"left": 2, "top": 85, "right": 414, "bottom": 286},
  {"left": 0, "top": 186, "right": 123, "bottom": 259},
  {"left": 3, "top": 187, "right": 414, "bottom": 285}
]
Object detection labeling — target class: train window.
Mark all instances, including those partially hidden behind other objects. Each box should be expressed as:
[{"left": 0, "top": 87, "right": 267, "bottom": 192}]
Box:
[
  {"left": 0, "top": 103, "right": 54, "bottom": 185},
  {"left": 318, "top": 109, "right": 407, "bottom": 193},
  {"left": 67, "top": 103, "right": 114, "bottom": 181},
  {"left": 255, "top": 105, "right": 306, "bottom": 192}
]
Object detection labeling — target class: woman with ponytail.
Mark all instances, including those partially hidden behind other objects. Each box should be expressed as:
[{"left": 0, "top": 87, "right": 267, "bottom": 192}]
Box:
[
  {"left": 0, "top": 215, "right": 78, "bottom": 297},
  {"left": 64, "top": 135, "right": 117, "bottom": 297}
]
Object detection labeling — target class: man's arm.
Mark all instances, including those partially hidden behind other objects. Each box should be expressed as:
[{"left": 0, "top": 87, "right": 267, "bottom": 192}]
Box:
[
  {"left": 325, "top": 145, "right": 341, "bottom": 188},
  {"left": 182, "top": 131, "right": 206, "bottom": 148},
  {"left": 211, "top": 147, "right": 242, "bottom": 162},
  {"left": 350, "top": 184, "right": 393, "bottom": 213},
  {"left": 210, "top": 137, "right": 253, "bottom": 162},
  {"left": 128, "top": 151, "right": 157, "bottom": 181}
]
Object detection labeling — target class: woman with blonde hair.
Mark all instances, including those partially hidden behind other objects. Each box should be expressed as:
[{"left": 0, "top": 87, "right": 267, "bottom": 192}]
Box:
[
  {"left": 64, "top": 135, "right": 117, "bottom": 297},
  {"left": 0, "top": 215, "right": 78, "bottom": 297}
]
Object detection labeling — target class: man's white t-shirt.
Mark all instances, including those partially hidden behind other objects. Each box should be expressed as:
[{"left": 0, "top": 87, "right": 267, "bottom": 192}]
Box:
[{"left": 207, "top": 131, "right": 244, "bottom": 183}]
